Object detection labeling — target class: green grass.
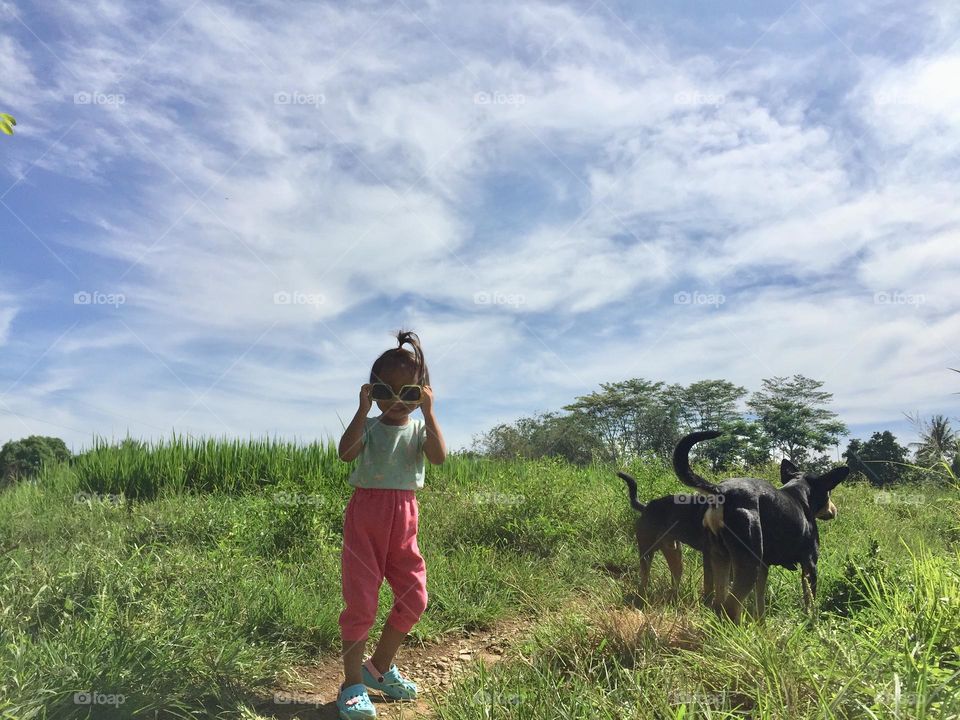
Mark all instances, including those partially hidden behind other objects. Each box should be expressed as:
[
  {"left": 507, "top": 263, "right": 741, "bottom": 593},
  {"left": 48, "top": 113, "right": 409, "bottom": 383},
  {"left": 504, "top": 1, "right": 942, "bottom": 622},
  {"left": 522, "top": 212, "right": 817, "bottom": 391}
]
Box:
[
  {"left": 0, "top": 439, "right": 958, "bottom": 718},
  {"left": 70, "top": 436, "right": 350, "bottom": 498}
]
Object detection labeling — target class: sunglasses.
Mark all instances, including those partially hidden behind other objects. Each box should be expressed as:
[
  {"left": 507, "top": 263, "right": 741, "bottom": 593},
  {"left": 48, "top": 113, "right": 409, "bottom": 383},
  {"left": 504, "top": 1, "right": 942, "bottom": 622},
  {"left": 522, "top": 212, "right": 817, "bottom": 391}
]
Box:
[{"left": 370, "top": 382, "right": 423, "bottom": 403}]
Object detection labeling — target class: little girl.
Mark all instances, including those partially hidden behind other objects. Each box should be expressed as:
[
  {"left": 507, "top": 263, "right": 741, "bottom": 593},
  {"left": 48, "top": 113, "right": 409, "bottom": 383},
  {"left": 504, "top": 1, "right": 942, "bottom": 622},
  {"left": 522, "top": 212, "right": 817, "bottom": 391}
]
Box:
[{"left": 335, "top": 330, "right": 446, "bottom": 719}]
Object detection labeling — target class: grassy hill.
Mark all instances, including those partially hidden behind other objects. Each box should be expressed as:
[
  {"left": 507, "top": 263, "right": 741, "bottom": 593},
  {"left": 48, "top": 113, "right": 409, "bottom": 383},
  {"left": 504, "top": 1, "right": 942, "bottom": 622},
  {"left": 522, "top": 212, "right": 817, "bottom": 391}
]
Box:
[{"left": 0, "top": 438, "right": 957, "bottom": 718}]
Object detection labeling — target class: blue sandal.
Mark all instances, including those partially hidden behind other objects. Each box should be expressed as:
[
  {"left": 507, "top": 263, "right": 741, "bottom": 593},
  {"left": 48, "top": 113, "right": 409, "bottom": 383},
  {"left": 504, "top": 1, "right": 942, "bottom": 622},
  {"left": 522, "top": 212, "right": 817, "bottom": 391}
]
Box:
[
  {"left": 362, "top": 658, "right": 418, "bottom": 700},
  {"left": 337, "top": 682, "right": 377, "bottom": 719}
]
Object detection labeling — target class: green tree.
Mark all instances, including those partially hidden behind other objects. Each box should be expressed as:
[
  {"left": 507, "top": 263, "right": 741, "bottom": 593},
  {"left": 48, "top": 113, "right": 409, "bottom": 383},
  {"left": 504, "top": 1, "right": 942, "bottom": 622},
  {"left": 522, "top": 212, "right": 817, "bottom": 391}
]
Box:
[
  {"left": 619, "top": 379, "right": 684, "bottom": 460},
  {"left": 676, "top": 379, "right": 747, "bottom": 431},
  {"left": 747, "top": 375, "right": 848, "bottom": 464},
  {"left": 671, "top": 379, "right": 759, "bottom": 471},
  {"left": 843, "top": 431, "right": 911, "bottom": 486},
  {"left": 699, "top": 418, "right": 772, "bottom": 471},
  {"left": 563, "top": 379, "right": 683, "bottom": 462},
  {"left": 0, "top": 113, "right": 15, "bottom": 136},
  {"left": 561, "top": 384, "right": 631, "bottom": 463},
  {"left": 470, "top": 411, "right": 602, "bottom": 465},
  {"left": 472, "top": 421, "right": 532, "bottom": 460},
  {"left": 910, "top": 415, "right": 955, "bottom": 468},
  {"left": 533, "top": 412, "right": 604, "bottom": 465},
  {"left": 0, "top": 435, "right": 71, "bottom": 485}
]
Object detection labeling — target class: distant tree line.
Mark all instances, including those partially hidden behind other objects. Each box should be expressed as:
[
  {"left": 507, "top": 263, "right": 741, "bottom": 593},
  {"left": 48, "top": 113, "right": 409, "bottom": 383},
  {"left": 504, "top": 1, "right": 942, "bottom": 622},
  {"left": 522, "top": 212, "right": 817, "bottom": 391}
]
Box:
[
  {"left": 0, "top": 388, "right": 955, "bottom": 490},
  {"left": 472, "top": 375, "right": 847, "bottom": 470},
  {"left": 472, "top": 374, "right": 959, "bottom": 484},
  {"left": 845, "top": 415, "right": 960, "bottom": 485}
]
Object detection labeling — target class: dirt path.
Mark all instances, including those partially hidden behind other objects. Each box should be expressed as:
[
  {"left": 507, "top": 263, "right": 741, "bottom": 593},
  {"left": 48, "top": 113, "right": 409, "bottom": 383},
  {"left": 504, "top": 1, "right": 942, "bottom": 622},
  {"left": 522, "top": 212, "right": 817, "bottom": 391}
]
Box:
[
  {"left": 249, "top": 584, "right": 704, "bottom": 719},
  {"left": 252, "top": 612, "right": 536, "bottom": 719}
]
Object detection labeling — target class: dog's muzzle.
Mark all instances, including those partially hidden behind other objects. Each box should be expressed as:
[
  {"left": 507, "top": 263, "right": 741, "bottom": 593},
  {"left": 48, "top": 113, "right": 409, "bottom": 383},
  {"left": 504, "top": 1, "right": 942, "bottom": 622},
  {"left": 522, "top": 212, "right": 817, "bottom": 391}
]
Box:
[{"left": 816, "top": 500, "right": 837, "bottom": 520}]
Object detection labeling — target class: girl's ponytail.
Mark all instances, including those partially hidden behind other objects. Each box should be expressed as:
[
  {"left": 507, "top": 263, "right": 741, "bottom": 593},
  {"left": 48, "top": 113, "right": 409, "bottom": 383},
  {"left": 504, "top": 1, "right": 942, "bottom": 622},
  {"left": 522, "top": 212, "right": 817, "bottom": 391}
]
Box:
[
  {"left": 370, "top": 329, "right": 430, "bottom": 385},
  {"left": 396, "top": 330, "right": 429, "bottom": 385}
]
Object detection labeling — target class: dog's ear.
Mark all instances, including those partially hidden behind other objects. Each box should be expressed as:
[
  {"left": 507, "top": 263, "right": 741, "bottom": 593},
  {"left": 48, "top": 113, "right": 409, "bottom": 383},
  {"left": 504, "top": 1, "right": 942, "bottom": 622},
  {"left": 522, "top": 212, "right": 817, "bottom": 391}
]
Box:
[
  {"left": 779, "top": 458, "right": 800, "bottom": 484},
  {"left": 816, "top": 465, "right": 850, "bottom": 491}
]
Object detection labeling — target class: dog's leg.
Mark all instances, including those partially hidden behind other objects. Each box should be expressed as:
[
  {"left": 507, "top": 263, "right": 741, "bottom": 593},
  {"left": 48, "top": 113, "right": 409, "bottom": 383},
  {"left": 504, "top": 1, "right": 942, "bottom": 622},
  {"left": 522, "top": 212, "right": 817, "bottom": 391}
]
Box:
[
  {"left": 723, "top": 512, "right": 763, "bottom": 624},
  {"left": 636, "top": 530, "right": 655, "bottom": 604},
  {"left": 725, "top": 555, "right": 759, "bottom": 624},
  {"left": 801, "top": 561, "right": 817, "bottom": 614},
  {"left": 701, "top": 551, "right": 714, "bottom": 606},
  {"left": 662, "top": 541, "right": 683, "bottom": 600},
  {"left": 707, "top": 540, "right": 730, "bottom": 617},
  {"left": 635, "top": 524, "right": 654, "bottom": 604},
  {"left": 637, "top": 553, "right": 652, "bottom": 603},
  {"left": 753, "top": 564, "right": 769, "bottom": 620}
]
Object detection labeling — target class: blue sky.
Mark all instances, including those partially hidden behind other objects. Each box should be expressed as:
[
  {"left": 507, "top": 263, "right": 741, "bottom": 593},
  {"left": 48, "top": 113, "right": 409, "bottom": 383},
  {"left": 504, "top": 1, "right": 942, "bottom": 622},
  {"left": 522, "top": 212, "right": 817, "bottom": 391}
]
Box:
[{"left": 1, "top": 0, "right": 958, "bottom": 454}]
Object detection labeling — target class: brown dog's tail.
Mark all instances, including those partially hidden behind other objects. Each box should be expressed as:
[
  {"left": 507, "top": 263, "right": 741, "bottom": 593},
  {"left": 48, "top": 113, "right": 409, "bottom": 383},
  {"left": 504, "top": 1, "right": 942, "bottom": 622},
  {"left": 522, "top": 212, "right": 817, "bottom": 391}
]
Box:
[
  {"left": 672, "top": 430, "right": 723, "bottom": 494},
  {"left": 617, "top": 472, "right": 646, "bottom": 511}
]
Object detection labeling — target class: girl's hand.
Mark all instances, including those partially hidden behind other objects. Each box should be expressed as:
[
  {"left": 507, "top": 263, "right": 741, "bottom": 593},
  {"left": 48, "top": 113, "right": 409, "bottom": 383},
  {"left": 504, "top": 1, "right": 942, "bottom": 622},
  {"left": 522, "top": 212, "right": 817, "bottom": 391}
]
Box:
[
  {"left": 359, "top": 383, "right": 373, "bottom": 414},
  {"left": 419, "top": 385, "right": 434, "bottom": 416}
]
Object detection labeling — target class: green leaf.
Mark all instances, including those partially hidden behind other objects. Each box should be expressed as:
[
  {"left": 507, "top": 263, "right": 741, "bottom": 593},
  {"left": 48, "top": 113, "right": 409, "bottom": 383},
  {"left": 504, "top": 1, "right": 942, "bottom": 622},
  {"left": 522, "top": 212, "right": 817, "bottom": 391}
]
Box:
[
  {"left": 0, "top": 122, "right": 13, "bottom": 136},
  {"left": 0, "top": 113, "right": 15, "bottom": 126}
]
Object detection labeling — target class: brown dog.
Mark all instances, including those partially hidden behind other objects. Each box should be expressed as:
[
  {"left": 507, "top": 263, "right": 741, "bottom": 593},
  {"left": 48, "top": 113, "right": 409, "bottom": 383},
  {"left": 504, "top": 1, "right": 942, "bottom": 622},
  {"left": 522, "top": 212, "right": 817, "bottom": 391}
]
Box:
[{"left": 619, "top": 471, "right": 713, "bottom": 603}]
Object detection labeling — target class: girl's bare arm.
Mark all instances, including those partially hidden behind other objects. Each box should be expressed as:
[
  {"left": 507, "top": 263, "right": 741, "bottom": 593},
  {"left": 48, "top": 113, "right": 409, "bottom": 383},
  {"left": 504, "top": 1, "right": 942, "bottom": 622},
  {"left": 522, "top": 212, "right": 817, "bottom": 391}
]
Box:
[
  {"left": 420, "top": 386, "right": 446, "bottom": 464},
  {"left": 339, "top": 384, "right": 371, "bottom": 461}
]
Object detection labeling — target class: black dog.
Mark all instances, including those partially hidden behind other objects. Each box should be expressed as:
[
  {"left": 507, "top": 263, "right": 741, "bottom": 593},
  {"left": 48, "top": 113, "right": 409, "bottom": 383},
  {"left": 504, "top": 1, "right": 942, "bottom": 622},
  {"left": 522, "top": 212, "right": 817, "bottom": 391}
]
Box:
[
  {"left": 620, "top": 461, "right": 827, "bottom": 607},
  {"left": 618, "top": 472, "right": 713, "bottom": 602},
  {"left": 673, "top": 430, "right": 849, "bottom": 622}
]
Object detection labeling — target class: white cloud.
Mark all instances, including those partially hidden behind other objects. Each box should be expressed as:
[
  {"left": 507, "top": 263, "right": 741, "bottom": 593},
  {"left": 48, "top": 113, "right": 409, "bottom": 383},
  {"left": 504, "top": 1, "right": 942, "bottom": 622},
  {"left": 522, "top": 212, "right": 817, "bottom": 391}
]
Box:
[
  {"left": 1, "top": 0, "right": 958, "bottom": 451},
  {"left": 862, "top": 53, "right": 960, "bottom": 148},
  {"left": 0, "top": 294, "right": 16, "bottom": 346}
]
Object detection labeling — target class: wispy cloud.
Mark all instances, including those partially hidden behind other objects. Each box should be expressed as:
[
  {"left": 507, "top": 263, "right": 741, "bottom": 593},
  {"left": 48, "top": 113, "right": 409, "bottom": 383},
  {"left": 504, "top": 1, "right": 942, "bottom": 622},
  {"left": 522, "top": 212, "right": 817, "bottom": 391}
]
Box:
[
  {"left": 1, "top": 0, "right": 958, "bottom": 450},
  {"left": 0, "top": 292, "right": 17, "bottom": 346}
]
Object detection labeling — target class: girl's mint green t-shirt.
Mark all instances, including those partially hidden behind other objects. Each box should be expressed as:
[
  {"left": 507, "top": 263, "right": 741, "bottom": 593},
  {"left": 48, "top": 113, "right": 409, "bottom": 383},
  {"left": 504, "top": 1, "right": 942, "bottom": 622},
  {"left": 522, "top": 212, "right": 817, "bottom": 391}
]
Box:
[{"left": 348, "top": 416, "right": 427, "bottom": 490}]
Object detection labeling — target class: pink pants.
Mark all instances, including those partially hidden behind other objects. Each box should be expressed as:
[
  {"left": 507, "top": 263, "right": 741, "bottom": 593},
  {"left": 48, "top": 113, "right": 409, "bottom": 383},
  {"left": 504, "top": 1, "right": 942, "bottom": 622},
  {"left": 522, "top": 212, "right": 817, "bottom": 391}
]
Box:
[{"left": 339, "top": 487, "right": 428, "bottom": 642}]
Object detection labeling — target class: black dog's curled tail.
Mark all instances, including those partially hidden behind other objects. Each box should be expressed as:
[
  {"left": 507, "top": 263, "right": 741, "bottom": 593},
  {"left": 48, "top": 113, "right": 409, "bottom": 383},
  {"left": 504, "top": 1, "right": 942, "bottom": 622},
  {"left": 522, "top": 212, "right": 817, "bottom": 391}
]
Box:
[
  {"left": 672, "top": 430, "right": 723, "bottom": 494},
  {"left": 617, "top": 472, "right": 646, "bottom": 512}
]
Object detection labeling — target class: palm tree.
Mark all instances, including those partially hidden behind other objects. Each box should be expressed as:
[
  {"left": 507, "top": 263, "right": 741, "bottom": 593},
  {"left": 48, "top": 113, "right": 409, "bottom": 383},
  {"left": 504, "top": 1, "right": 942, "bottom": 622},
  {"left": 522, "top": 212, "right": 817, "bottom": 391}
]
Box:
[{"left": 910, "top": 415, "right": 956, "bottom": 467}]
